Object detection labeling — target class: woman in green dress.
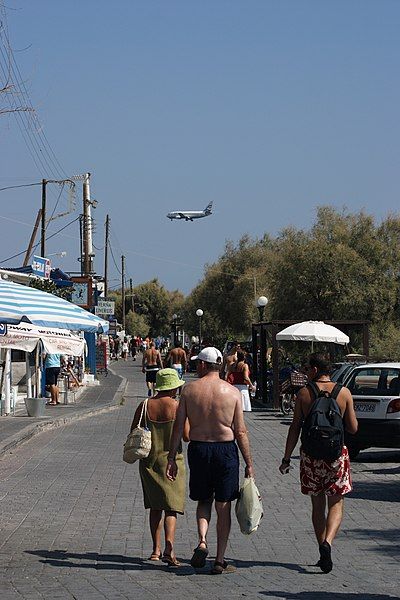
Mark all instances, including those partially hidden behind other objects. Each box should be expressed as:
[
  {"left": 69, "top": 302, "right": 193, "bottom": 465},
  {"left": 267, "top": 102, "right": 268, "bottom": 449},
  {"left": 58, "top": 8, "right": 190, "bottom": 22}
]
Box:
[{"left": 130, "top": 368, "right": 189, "bottom": 566}]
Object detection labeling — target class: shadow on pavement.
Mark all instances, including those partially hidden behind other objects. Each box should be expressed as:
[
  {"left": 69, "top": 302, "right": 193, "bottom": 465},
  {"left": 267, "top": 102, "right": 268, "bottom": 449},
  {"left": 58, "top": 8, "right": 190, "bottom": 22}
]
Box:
[
  {"left": 260, "top": 593, "right": 397, "bottom": 600},
  {"left": 348, "top": 481, "right": 399, "bottom": 502},
  {"left": 354, "top": 450, "right": 400, "bottom": 464},
  {"left": 345, "top": 528, "right": 400, "bottom": 556},
  {"left": 172, "top": 558, "right": 316, "bottom": 577},
  {"left": 358, "top": 466, "right": 400, "bottom": 476},
  {"left": 26, "top": 551, "right": 322, "bottom": 577},
  {"left": 24, "top": 549, "right": 174, "bottom": 571}
]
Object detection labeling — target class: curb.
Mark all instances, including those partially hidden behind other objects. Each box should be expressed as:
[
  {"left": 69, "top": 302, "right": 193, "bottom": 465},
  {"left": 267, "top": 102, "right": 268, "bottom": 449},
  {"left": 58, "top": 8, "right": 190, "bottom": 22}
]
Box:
[{"left": 0, "top": 374, "right": 128, "bottom": 459}]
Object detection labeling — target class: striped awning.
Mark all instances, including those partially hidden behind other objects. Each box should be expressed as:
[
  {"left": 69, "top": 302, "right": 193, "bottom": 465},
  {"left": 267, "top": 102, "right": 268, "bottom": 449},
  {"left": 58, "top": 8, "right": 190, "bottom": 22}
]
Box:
[{"left": 0, "top": 279, "right": 109, "bottom": 333}]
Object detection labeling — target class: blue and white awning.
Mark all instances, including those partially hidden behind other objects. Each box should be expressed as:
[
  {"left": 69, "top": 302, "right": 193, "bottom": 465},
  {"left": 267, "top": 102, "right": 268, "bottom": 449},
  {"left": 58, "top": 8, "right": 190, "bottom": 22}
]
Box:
[{"left": 0, "top": 279, "right": 109, "bottom": 333}]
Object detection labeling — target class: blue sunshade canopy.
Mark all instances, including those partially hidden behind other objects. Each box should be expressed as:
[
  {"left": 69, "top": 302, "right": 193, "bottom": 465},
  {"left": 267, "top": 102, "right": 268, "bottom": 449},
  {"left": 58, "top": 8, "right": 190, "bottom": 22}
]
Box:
[{"left": 0, "top": 279, "right": 109, "bottom": 333}]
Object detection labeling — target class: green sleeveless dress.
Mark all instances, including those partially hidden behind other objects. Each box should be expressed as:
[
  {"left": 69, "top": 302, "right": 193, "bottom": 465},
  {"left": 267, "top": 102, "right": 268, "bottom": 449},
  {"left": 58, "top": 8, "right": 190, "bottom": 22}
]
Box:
[{"left": 139, "top": 419, "right": 186, "bottom": 514}]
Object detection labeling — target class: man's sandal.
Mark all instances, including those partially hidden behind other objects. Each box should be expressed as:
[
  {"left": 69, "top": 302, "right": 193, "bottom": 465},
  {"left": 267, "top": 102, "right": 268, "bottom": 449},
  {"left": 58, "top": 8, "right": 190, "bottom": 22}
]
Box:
[
  {"left": 162, "top": 554, "right": 181, "bottom": 567},
  {"left": 210, "top": 561, "right": 236, "bottom": 575},
  {"left": 190, "top": 543, "right": 209, "bottom": 568}
]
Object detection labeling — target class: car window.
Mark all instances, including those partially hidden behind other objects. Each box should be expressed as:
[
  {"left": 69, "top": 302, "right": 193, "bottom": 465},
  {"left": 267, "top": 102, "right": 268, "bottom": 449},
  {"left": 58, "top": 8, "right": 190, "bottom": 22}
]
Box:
[{"left": 347, "top": 368, "right": 400, "bottom": 396}]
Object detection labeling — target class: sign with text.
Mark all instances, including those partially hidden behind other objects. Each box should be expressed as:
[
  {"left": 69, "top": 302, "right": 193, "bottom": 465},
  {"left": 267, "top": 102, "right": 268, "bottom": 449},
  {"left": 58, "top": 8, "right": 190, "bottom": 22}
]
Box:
[
  {"left": 32, "top": 255, "right": 51, "bottom": 279},
  {"left": 95, "top": 300, "right": 115, "bottom": 317}
]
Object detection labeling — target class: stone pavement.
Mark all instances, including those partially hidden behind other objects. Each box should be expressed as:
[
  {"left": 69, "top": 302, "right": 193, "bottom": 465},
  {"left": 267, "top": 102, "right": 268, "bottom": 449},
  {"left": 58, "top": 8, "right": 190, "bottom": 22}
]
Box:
[
  {"left": 0, "top": 371, "right": 125, "bottom": 458},
  {"left": 0, "top": 359, "right": 399, "bottom": 600}
]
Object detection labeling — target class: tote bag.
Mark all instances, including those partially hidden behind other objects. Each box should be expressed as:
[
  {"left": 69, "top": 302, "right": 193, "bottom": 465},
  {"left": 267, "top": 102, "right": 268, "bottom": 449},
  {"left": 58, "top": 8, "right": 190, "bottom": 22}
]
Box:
[
  {"left": 235, "top": 477, "right": 263, "bottom": 535},
  {"left": 123, "top": 399, "right": 152, "bottom": 463}
]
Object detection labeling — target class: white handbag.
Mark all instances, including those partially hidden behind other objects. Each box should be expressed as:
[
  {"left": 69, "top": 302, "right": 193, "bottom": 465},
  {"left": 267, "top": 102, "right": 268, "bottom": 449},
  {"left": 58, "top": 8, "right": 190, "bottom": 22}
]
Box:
[
  {"left": 123, "top": 399, "right": 152, "bottom": 463},
  {"left": 235, "top": 477, "right": 263, "bottom": 535}
]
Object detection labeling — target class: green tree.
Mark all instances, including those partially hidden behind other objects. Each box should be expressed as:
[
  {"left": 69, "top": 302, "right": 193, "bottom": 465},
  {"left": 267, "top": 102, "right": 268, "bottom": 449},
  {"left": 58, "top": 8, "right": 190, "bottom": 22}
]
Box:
[
  {"left": 133, "top": 279, "right": 171, "bottom": 336},
  {"left": 125, "top": 310, "right": 149, "bottom": 337},
  {"left": 29, "top": 278, "right": 70, "bottom": 300},
  {"left": 182, "top": 235, "right": 274, "bottom": 345}
]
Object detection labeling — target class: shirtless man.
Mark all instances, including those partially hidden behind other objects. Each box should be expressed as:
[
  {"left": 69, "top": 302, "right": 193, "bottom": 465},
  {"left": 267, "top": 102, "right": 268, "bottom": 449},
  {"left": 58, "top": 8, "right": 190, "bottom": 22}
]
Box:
[
  {"left": 166, "top": 347, "right": 254, "bottom": 575},
  {"left": 279, "top": 353, "right": 358, "bottom": 573},
  {"left": 166, "top": 342, "right": 187, "bottom": 379},
  {"left": 142, "top": 342, "right": 163, "bottom": 397}
]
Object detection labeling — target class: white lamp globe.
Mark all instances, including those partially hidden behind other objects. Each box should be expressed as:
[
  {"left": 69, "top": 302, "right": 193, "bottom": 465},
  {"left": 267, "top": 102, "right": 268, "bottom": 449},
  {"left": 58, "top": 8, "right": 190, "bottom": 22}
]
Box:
[{"left": 256, "top": 296, "right": 268, "bottom": 308}]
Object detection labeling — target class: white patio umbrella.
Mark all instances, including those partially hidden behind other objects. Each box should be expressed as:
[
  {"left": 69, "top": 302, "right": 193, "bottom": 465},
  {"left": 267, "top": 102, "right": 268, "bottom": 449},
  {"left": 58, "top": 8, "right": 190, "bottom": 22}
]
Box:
[
  {"left": 0, "top": 279, "right": 109, "bottom": 333},
  {"left": 276, "top": 321, "right": 349, "bottom": 345}
]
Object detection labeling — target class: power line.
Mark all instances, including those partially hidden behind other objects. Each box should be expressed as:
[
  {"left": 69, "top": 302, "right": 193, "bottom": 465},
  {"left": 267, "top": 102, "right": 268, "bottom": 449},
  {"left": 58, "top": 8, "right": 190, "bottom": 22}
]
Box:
[
  {"left": 0, "top": 6, "right": 70, "bottom": 213},
  {"left": 0, "top": 215, "right": 80, "bottom": 264},
  {"left": 0, "top": 182, "right": 42, "bottom": 192},
  {"left": 108, "top": 240, "right": 122, "bottom": 275}
]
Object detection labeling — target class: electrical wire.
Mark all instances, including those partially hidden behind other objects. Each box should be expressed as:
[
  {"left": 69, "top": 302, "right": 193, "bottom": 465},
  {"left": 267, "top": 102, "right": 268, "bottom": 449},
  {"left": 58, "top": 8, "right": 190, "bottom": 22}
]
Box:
[
  {"left": 0, "top": 6, "right": 70, "bottom": 213},
  {"left": 108, "top": 239, "right": 122, "bottom": 275},
  {"left": 0, "top": 182, "right": 42, "bottom": 192},
  {"left": 0, "top": 215, "right": 80, "bottom": 264}
]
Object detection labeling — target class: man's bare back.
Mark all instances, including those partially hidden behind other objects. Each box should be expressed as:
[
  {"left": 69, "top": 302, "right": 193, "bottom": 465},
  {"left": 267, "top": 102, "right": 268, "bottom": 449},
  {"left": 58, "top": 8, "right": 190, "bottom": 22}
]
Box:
[
  {"left": 144, "top": 347, "right": 160, "bottom": 367},
  {"left": 181, "top": 375, "right": 241, "bottom": 442},
  {"left": 169, "top": 347, "right": 187, "bottom": 366}
]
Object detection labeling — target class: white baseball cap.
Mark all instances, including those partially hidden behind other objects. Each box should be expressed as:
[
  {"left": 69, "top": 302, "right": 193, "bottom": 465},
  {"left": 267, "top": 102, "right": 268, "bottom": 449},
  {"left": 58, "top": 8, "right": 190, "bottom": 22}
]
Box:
[{"left": 191, "top": 346, "right": 223, "bottom": 364}]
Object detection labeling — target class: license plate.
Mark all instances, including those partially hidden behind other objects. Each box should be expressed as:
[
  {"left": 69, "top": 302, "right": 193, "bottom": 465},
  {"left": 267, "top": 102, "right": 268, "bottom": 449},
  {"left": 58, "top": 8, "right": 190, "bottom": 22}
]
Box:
[{"left": 354, "top": 403, "right": 376, "bottom": 413}]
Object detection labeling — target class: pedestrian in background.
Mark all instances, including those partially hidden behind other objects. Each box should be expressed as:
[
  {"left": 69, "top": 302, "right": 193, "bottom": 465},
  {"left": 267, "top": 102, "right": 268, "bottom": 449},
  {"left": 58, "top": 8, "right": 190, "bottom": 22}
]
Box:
[
  {"left": 142, "top": 342, "right": 163, "bottom": 397},
  {"left": 166, "top": 342, "right": 187, "bottom": 379},
  {"left": 44, "top": 353, "right": 61, "bottom": 405},
  {"left": 121, "top": 337, "right": 129, "bottom": 361},
  {"left": 227, "top": 350, "right": 255, "bottom": 412}
]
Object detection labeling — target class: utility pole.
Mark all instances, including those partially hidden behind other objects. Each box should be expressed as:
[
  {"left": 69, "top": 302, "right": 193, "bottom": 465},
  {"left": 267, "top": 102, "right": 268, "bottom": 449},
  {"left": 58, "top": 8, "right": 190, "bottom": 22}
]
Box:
[
  {"left": 82, "top": 172, "right": 94, "bottom": 276},
  {"left": 40, "top": 177, "right": 75, "bottom": 258},
  {"left": 24, "top": 209, "right": 42, "bottom": 266},
  {"left": 130, "top": 277, "right": 134, "bottom": 312},
  {"left": 121, "top": 255, "right": 126, "bottom": 331},
  {"left": 104, "top": 214, "right": 110, "bottom": 297},
  {"left": 41, "top": 179, "right": 46, "bottom": 257}
]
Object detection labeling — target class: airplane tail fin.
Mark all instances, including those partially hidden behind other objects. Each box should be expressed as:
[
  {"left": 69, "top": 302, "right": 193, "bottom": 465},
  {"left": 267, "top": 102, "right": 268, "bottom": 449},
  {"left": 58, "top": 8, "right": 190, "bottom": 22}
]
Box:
[{"left": 204, "top": 201, "right": 213, "bottom": 214}]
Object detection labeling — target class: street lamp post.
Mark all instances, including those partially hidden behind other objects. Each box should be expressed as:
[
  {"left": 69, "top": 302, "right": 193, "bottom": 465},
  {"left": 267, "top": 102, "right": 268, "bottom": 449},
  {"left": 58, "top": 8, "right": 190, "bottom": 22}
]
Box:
[
  {"left": 196, "top": 309, "right": 203, "bottom": 348},
  {"left": 172, "top": 313, "right": 178, "bottom": 346},
  {"left": 256, "top": 296, "right": 268, "bottom": 321}
]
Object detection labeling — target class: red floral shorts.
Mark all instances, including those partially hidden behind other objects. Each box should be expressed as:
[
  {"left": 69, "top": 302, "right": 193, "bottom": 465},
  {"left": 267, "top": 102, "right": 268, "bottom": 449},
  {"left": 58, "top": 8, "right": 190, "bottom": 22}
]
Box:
[{"left": 300, "top": 446, "right": 352, "bottom": 496}]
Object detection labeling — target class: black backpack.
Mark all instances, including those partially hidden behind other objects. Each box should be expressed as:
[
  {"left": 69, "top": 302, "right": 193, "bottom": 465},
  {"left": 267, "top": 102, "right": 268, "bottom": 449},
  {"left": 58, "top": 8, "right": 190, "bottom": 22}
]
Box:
[{"left": 301, "top": 382, "right": 344, "bottom": 461}]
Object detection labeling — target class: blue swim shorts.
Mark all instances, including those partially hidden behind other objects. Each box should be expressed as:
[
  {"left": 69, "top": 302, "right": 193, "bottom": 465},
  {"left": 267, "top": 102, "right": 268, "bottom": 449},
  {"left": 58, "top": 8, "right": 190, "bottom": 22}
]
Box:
[{"left": 188, "top": 440, "right": 239, "bottom": 502}]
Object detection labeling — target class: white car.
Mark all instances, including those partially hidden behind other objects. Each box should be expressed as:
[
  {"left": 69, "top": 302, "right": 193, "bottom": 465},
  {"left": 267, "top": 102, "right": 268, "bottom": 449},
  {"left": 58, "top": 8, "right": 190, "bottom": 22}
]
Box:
[{"left": 343, "top": 362, "right": 400, "bottom": 459}]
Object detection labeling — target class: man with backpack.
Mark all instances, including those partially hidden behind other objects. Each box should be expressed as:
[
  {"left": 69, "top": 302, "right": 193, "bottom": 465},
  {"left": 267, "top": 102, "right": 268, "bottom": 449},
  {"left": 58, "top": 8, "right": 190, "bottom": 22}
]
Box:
[{"left": 279, "top": 353, "right": 358, "bottom": 574}]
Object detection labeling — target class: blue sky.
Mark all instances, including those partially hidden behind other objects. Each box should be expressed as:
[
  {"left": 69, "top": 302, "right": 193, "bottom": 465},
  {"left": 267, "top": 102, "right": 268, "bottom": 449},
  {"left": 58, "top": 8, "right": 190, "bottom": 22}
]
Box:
[{"left": 1, "top": 0, "right": 399, "bottom": 294}]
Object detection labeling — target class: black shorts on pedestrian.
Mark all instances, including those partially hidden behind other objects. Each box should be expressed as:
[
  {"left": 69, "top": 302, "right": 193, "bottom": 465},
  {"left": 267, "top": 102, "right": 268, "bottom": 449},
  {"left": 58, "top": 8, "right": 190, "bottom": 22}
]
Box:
[
  {"left": 46, "top": 367, "right": 60, "bottom": 386},
  {"left": 188, "top": 440, "right": 239, "bottom": 502},
  {"left": 145, "top": 368, "right": 158, "bottom": 383}
]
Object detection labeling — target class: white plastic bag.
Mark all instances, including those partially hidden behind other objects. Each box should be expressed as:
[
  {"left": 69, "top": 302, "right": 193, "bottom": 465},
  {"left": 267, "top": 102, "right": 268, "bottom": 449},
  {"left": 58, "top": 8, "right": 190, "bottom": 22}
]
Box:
[{"left": 235, "top": 477, "right": 263, "bottom": 535}]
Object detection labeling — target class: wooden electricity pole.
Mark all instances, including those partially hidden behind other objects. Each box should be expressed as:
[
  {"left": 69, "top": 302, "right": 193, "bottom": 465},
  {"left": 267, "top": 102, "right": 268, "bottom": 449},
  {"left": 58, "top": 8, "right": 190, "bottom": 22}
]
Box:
[
  {"left": 41, "top": 179, "right": 47, "bottom": 257},
  {"left": 104, "top": 214, "right": 110, "bottom": 297},
  {"left": 130, "top": 277, "right": 134, "bottom": 312},
  {"left": 121, "top": 255, "right": 126, "bottom": 331}
]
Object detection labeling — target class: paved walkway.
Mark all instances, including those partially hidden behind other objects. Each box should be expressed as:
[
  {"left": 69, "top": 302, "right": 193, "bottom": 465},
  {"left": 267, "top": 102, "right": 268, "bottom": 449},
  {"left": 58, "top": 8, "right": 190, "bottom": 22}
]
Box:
[
  {"left": 0, "top": 359, "right": 399, "bottom": 599},
  {"left": 0, "top": 371, "right": 125, "bottom": 458}
]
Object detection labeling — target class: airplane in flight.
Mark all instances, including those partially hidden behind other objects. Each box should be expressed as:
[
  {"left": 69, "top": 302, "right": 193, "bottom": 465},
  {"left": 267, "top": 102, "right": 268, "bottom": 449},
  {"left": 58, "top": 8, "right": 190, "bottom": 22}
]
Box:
[{"left": 166, "top": 201, "right": 213, "bottom": 222}]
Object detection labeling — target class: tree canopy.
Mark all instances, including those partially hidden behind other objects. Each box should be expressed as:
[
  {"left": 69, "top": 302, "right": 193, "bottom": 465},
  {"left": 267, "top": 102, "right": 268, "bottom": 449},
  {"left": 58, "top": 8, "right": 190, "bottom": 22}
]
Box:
[{"left": 181, "top": 207, "right": 400, "bottom": 358}]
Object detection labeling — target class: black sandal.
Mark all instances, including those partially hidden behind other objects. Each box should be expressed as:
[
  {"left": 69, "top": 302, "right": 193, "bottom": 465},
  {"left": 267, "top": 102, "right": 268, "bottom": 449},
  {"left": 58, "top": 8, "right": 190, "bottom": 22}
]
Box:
[{"left": 190, "top": 542, "right": 209, "bottom": 568}]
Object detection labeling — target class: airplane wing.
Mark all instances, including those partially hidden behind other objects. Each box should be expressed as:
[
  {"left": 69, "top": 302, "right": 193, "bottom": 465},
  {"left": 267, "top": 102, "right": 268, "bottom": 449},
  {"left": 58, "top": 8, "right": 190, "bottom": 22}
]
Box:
[{"left": 178, "top": 213, "right": 187, "bottom": 219}]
